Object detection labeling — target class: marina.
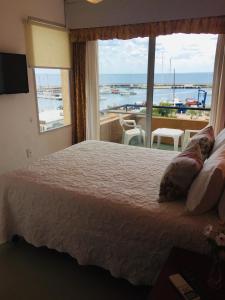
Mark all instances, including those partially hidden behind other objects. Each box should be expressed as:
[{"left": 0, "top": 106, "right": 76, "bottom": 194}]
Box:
[
  {"left": 35, "top": 72, "right": 213, "bottom": 130},
  {"left": 100, "top": 83, "right": 211, "bottom": 90}
]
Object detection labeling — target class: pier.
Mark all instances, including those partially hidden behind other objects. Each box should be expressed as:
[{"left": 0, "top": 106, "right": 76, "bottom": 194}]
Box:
[{"left": 99, "top": 83, "right": 212, "bottom": 90}]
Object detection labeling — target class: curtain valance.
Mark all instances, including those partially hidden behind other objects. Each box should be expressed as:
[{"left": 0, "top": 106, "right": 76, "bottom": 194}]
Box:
[{"left": 70, "top": 15, "right": 225, "bottom": 42}]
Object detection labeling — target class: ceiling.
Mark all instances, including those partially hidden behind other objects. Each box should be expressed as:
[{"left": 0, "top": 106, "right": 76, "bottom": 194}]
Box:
[{"left": 65, "top": 0, "right": 225, "bottom": 29}]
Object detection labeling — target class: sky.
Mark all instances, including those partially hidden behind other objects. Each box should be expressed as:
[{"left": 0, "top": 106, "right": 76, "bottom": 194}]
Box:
[{"left": 99, "top": 34, "right": 218, "bottom": 74}]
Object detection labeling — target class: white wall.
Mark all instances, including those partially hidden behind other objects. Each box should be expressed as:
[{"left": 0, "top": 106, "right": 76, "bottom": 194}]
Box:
[
  {"left": 65, "top": 0, "right": 225, "bottom": 29},
  {"left": 0, "top": 0, "right": 72, "bottom": 175}
]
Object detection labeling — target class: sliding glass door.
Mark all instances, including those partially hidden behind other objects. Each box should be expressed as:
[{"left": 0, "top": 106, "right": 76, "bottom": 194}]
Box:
[
  {"left": 98, "top": 38, "right": 149, "bottom": 147},
  {"left": 152, "top": 34, "right": 217, "bottom": 151},
  {"left": 98, "top": 34, "right": 217, "bottom": 150}
]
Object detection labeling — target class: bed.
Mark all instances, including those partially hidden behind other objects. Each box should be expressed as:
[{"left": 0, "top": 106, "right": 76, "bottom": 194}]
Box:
[{"left": 0, "top": 140, "right": 219, "bottom": 285}]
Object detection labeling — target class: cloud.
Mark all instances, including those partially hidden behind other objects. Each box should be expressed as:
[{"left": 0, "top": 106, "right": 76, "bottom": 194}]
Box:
[
  {"left": 99, "top": 34, "right": 218, "bottom": 74},
  {"left": 99, "top": 38, "right": 149, "bottom": 74}
]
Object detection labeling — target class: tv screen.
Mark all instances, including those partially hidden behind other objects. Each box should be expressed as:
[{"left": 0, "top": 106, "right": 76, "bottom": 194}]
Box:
[{"left": 0, "top": 53, "right": 29, "bottom": 95}]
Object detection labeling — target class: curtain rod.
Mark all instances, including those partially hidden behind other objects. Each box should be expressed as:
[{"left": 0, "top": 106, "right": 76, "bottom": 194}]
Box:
[{"left": 27, "top": 16, "right": 67, "bottom": 29}]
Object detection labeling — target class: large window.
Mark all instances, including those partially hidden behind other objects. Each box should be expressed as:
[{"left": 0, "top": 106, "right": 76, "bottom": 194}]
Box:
[
  {"left": 34, "top": 68, "right": 71, "bottom": 132},
  {"left": 98, "top": 34, "right": 218, "bottom": 150}
]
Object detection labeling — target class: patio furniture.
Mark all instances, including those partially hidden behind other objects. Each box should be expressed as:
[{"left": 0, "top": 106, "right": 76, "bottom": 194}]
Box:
[
  {"left": 182, "top": 129, "right": 200, "bottom": 150},
  {"left": 151, "top": 128, "right": 184, "bottom": 151},
  {"left": 119, "top": 114, "right": 146, "bottom": 145}
]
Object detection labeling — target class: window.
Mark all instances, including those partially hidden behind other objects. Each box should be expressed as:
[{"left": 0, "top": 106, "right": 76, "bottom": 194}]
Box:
[
  {"left": 153, "top": 34, "right": 217, "bottom": 122},
  {"left": 99, "top": 38, "right": 149, "bottom": 146},
  {"left": 34, "top": 68, "right": 71, "bottom": 132},
  {"left": 26, "top": 19, "right": 72, "bottom": 132},
  {"left": 98, "top": 34, "right": 218, "bottom": 150}
]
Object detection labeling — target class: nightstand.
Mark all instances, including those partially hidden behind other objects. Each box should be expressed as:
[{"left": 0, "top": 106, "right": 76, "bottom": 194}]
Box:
[{"left": 148, "top": 247, "right": 225, "bottom": 300}]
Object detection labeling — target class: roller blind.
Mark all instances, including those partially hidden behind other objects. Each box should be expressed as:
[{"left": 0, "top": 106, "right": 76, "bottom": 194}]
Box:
[{"left": 26, "top": 20, "right": 71, "bottom": 69}]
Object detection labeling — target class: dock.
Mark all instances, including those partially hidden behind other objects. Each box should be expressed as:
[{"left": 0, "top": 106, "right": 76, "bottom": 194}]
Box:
[{"left": 99, "top": 83, "right": 212, "bottom": 90}]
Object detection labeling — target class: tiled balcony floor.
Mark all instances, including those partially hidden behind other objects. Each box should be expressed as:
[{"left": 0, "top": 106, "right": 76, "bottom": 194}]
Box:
[{"left": 151, "top": 143, "right": 182, "bottom": 152}]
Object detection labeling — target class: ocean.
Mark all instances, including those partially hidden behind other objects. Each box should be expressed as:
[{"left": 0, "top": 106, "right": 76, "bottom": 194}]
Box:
[
  {"left": 35, "top": 72, "right": 213, "bottom": 86},
  {"left": 36, "top": 73, "right": 213, "bottom": 111},
  {"left": 100, "top": 73, "right": 213, "bottom": 85},
  {"left": 99, "top": 73, "right": 213, "bottom": 110}
]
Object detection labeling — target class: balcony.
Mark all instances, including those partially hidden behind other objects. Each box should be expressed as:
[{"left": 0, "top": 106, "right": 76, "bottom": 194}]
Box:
[{"left": 100, "top": 104, "right": 209, "bottom": 150}]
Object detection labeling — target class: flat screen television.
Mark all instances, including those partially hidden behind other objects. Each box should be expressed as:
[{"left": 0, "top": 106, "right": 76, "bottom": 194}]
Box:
[{"left": 0, "top": 53, "right": 29, "bottom": 95}]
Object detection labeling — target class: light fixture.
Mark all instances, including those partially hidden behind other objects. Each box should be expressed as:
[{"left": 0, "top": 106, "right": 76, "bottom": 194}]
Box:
[{"left": 86, "top": 0, "right": 103, "bottom": 4}]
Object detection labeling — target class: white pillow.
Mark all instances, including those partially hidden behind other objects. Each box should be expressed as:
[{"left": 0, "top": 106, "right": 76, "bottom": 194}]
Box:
[
  {"left": 211, "top": 128, "right": 225, "bottom": 154},
  {"left": 186, "top": 144, "right": 225, "bottom": 214},
  {"left": 218, "top": 189, "right": 225, "bottom": 222}
]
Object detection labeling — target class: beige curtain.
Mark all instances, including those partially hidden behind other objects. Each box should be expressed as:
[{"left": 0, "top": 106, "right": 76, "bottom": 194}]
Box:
[
  {"left": 72, "top": 42, "right": 87, "bottom": 144},
  {"left": 70, "top": 15, "right": 225, "bottom": 42},
  {"left": 86, "top": 41, "right": 100, "bottom": 140},
  {"left": 210, "top": 35, "right": 225, "bottom": 136}
]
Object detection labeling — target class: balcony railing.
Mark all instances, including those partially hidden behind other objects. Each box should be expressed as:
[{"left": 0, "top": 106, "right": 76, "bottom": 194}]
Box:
[
  {"left": 101, "top": 104, "right": 211, "bottom": 114},
  {"left": 100, "top": 104, "right": 210, "bottom": 146}
]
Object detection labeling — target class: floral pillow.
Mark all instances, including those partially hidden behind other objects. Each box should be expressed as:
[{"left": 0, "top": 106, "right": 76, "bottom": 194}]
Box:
[
  {"left": 186, "top": 126, "right": 215, "bottom": 161},
  {"left": 159, "top": 143, "right": 203, "bottom": 202}
]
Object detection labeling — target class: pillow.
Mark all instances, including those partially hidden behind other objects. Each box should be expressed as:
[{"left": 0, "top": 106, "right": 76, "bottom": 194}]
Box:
[
  {"left": 211, "top": 128, "right": 225, "bottom": 154},
  {"left": 186, "top": 126, "right": 214, "bottom": 161},
  {"left": 159, "top": 143, "right": 203, "bottom": 202},
  {"left": 186, "top": 144, "right": 225, "bottom": 214},
  {"left": 218, "top": 189, "right": 225, "bottom": 223}
]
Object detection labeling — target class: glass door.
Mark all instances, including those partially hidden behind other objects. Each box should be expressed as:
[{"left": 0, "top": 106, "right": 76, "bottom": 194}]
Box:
[
  {"left": 98, "top": 34, "right": 218, "bottom": 151},
  {"left": 98, "top": 38, "right": 149, "bottom": 147},
  {"left": 151, "top": 34, "right": 218, "bottom": 151}
]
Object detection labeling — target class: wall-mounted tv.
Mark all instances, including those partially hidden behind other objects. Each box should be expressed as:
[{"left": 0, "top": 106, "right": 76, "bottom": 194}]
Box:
[{"left": 0, "top": 53, "right": 29, "bottom": 95}]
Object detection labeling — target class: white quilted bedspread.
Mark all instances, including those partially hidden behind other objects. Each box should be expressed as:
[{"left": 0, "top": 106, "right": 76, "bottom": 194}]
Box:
[{"left": 0, "top": 141, "right": 219, "bottom": 285}]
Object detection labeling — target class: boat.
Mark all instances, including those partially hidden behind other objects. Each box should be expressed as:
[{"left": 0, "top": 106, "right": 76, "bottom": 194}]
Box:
[
  {"left": 120, "top": 91, "right": 130, "bottom": 96},
  {"left": 100, "top": 87, "right": 111, "bottom": 94},
  {"left": 185, "top": 98, "right": 199, "bottom": 107},
  {"left": 111, "top": 88, "right": 120, "bottom": 94},
  {"left": 173, "top": 98, "right": 184, "bottom": 106},
  {"left": 120, "top": 91, "right": 137, "bottom": 96}
]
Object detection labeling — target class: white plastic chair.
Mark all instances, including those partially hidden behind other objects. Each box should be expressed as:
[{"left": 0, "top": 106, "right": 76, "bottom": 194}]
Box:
[{"left": 119, "top": 114, "right": 146, "bottom": 145}]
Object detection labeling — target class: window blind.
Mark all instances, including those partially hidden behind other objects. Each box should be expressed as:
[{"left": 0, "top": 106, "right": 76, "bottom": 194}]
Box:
[{"left": 26, "top": 20, "right": 71, "bottom": 69}]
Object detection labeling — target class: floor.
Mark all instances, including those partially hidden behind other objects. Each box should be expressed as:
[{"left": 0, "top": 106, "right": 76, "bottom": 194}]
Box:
[
  {"left": 0, "top": 239, "right": 150, "bottom": 300},
  {"left": 152, "top": 142, "right": 182, "bottom": 151}
]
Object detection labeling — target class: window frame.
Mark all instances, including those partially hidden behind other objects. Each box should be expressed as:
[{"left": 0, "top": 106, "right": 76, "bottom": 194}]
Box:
[
  {"left": 33, "top": 67, "right": 72, "bottom": 134},
  {"left": 98, "top": 34, "right": 217, "bottom": 147}
]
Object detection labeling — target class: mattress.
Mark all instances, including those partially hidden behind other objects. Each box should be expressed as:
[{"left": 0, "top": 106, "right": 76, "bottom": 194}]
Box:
[{"left": 0, "top": 141, "right": 218, "bottom": 285}]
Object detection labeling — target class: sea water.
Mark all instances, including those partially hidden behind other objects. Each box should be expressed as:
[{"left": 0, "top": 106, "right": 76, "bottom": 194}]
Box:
[
  {"left": 99, "top": 73, "right": 213, "bottom": 110},
  {"left": 36, "top": 73, "right": 213, "bottom": 111}
]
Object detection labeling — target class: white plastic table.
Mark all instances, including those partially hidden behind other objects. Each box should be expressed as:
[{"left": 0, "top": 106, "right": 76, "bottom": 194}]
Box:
[{"left": 151, "top": 128, "right": 184, "bottom": 151}]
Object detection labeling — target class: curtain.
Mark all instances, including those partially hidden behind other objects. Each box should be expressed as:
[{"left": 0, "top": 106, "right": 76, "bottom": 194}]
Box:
[
  {"left": 86, "top": 41, "right": 100, "bottom": 140},
  {"left": 71, "top": 16, "right": 225, "bottom": 142},
  {"left": 70, "top": 15, "right": 225, "bottom": 42},
  {"left": 210, "top": 35, "right": 225, "bottom": 136},
  {"left": 72, "top": 42, "right": 87, "bottom": 144}
]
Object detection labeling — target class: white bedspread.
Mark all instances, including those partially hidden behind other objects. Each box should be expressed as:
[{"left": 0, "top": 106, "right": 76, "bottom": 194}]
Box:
[{"left": 0, "top": 141, "right": 218, "bottom": 285}]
